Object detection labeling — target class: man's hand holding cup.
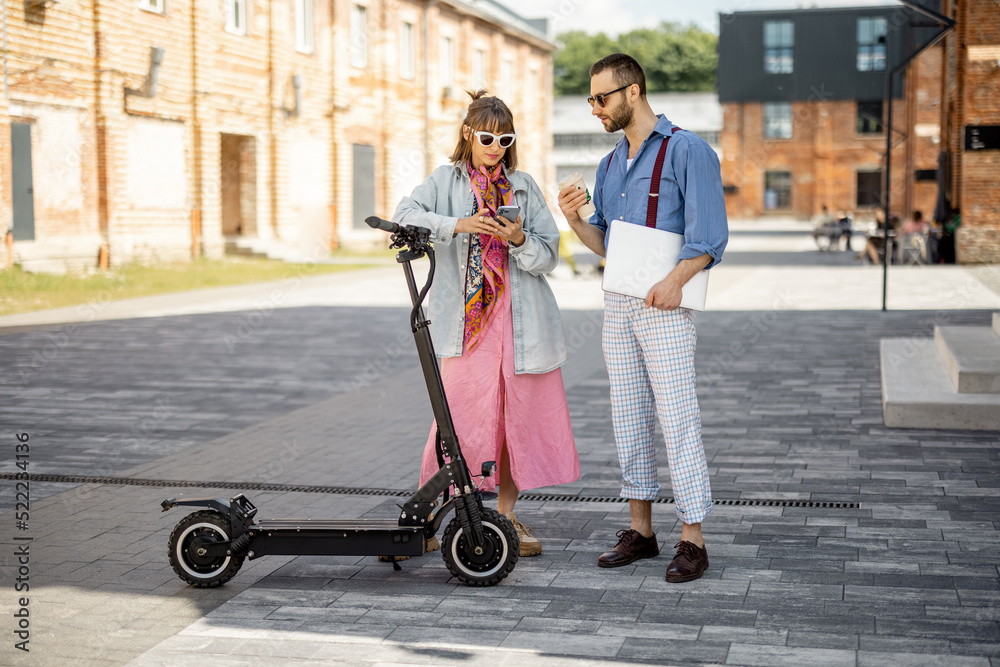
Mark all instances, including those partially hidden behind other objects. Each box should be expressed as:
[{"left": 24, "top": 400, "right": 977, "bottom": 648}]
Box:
[{"left": 557, "top": 173, "right": 596, "bottom": 225}]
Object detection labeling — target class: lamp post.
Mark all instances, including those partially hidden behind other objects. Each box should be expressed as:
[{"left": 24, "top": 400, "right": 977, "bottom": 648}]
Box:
[{"left": 881, "top": 1, "right": 955, "bottom": 311}]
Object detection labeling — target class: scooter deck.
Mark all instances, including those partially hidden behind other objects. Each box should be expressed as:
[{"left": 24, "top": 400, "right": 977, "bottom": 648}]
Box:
[{"left": 246, "top": 518, "right": 426, "bottom": 559}]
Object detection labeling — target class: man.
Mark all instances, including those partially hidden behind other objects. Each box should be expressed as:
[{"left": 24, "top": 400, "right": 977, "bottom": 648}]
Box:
[{"left": 557, "top": 53, "right": 728, "bottom": 583}]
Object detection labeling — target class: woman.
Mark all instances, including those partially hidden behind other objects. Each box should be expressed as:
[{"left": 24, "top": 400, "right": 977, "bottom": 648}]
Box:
[{"left": 392, "top": 90, "right": 579, "bottom": 557}]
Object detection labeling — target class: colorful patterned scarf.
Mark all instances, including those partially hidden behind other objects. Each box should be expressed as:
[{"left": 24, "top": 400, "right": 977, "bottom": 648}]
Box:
[{"left": 464, "top": 161, "right": 513, "bottom": 350}]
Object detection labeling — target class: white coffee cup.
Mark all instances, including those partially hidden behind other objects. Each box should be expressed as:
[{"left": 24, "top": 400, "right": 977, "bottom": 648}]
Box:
[{"left": 559, "top": 173, "right": 596, "bottom": 220}]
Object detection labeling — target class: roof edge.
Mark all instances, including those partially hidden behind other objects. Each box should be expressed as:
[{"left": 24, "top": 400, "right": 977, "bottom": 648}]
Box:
[{"left": 440, "top": 0, "right": 557, "bottom": 52}]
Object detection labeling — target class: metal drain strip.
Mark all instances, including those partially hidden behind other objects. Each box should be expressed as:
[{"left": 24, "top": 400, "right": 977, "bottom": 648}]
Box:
[
  {"left": 0, "top": 473, "right": 860, "bottom": 509},
  {"left": 1, "top": 473, "right": 409, "bottom": 497},
  {"left": 520, "top": 494, "right": 858, "bottom": 509}
]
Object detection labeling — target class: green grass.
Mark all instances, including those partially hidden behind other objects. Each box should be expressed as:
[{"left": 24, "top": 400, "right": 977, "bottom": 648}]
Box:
[{"left": 0, "top": 256, "right": 386, "bottom": 316}]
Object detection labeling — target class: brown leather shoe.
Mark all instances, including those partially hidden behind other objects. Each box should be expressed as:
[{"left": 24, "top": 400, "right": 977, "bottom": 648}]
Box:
[
  {"left": 664, "top": 540, "right": 709, "bottom": 583},
  {"left": 598, "top": 529, "right": 659, "bottom": 568}
]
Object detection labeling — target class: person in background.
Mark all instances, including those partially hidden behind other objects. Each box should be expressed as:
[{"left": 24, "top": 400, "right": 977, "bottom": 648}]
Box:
[
  {"left": 838, "top": 210, "right": 854, "bottom": 252},
  {"left": 858, "top": 214, "right": 899, "bottom": 265},
  {"left": 901, "top": 210, "right": 929, "bottom": 237},
  {"left": 939, "top": 208, "right": 960, "bottom": 264}
]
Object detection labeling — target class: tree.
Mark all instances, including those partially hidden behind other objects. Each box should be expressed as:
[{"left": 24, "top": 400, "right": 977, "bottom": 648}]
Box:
[
  {"left": 554, "top": 23, "right": 718, "bottom": 96},
  {"left": 553, "top": 30, "right": 619, "bottom": 96}
]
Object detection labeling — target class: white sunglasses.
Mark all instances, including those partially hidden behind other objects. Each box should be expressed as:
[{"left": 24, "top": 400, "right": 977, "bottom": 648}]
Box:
[{"left": 470, "top": 129, "right": 516, "bottom": 149}]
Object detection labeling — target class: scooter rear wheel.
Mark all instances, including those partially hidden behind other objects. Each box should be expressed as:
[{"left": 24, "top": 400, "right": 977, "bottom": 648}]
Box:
[
  {"left": 441, "top": 507, "right": 519, "bottom": 586},
  {"left": 168, "top": 510, "right": 245, "bottom": 588}
]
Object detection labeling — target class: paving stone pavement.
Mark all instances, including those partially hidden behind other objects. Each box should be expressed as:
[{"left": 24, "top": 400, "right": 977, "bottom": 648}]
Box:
[{"left": 1, "top": 251, "right": 999, "bottom": 665}]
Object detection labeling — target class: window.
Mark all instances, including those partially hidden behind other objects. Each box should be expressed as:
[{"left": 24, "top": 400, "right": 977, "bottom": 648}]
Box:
[
  {"left": 353, "top": 144, "right": 376, "bottom": 230},
  {"left": 474, "top": 49, "right": 487, "bottom": 87},
  {"left": 350, "top": 5, "right": 367, "bottom": 68},
  {"left": 138, "top": 0, "right": 165, "bottom": 14},
  {"left": 857, "top": 17, "right": 888, "bottom": 72},
  {"left": 764, "top": 102, "right": 793, "bottom": 139},
  {"left": 441, "top": 36, "right": 454, "bottom": 87},
  {"left": 528, "top": 68, "right": 540, "bottom": 108},
  {"left": 553, "top": 133, "right": 621, "bottom": 150},
  {"left": 856, "top": 170, "right": 882, "bottom": 207},
  {"left": 400, "top": 22, "right": 415, "bottom": 80},
  {"left": 764, "top": 21, "right": 794, "bottom": 74},
  {"left": 764, "top": 171, "right": 792, "bottom": 211},
  {"left": 225, "top": 0, "right": 247, "bottom": 35},
  {"left": 857, "top": 101, "right": 884, "bottom": 134},
  {"left": 501, "top": 60, "right": 513, "bottom": 98},
  {"left": 295, "top": 0, "right": 314, "bottom": 53}
]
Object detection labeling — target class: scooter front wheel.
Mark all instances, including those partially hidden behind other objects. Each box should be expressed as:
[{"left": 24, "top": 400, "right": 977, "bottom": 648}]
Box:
[
  {"left": 168, "top": 510, "right": 245, "bottom": 588},
  {"left": 441, "top": 507, "right": 518, "bottom": 586}
]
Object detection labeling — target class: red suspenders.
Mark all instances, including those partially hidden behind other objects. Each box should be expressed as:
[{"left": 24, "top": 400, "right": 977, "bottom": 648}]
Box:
[{"left": 604, "top": 126, "right": 682, "bottom": 229}]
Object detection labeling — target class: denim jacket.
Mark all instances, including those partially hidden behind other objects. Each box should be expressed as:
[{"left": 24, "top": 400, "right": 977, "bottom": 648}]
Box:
[{"left": 392, "top": 163, "right": 568, "bottom": 374}]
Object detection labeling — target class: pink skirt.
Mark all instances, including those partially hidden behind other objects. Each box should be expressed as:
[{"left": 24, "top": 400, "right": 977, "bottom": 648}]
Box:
[{"left": 419, "top": 274, "right": 579, "bottom": 493}]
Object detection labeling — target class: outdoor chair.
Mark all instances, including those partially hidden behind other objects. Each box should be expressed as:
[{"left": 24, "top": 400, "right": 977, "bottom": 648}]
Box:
[{"left": 900, "top": 233, "right": 928, "bottom": 266}]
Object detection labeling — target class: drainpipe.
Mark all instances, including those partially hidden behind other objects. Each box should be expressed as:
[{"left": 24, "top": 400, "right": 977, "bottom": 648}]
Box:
[
  {"left": 2, "top": 0, "right": 9, "bottom": 99},
  {"left": 3, "top": 0, "right": 9, "bottom": 247},
  {"left": 291, "top": 74, "right": 303, "bottom": 117},
  {"left": 124, "top": 47, "right": 165, "bottom": 98},
  {"left": 423, "top": 0, "right": 439, "bottom": 176},
  {"left": 329, "top": 0, "right": 340, "bottom": 249},
  {"left": 268, "top": 0, "right": 278, "bottom": 240},
  {"left": 191, "top": 1, "right": 202, "bottom": 258}
]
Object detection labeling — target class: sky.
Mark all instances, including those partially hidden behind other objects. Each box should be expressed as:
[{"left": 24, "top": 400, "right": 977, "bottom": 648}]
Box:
[{"left": 503, "top": 0, "right": 906, "bottom": 36}]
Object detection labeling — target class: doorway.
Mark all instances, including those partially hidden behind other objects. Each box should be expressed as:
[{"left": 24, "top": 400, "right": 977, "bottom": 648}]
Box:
[
  {"left": 11, "top": 123, "right": 36, "bottom": 241},
  {"left": 352, "top": 143, "right": 375, "bottom": 229},
  {"left": 220, "top": 134, "right": 257, "bottom": 237}
]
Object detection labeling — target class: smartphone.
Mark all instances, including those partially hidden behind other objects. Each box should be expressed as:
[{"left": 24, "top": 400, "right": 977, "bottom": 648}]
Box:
[{"left": 495, "top": 205, "right": 520, "bottom": 227}]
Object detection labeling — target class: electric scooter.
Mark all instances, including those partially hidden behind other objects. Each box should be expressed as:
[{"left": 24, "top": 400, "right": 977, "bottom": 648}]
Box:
[{"left": 160, "top": 217, "right": 520, "bottom": 587}]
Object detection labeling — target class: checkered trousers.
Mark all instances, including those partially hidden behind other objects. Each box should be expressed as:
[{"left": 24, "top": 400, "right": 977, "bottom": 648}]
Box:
[{"left": 602, "top": 292, "right": 713, "bottom": 523}]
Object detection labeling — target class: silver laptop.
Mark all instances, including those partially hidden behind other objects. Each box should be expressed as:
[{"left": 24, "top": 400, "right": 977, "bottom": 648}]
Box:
[{"left": 601, "top": 220, "right": 710, "bottom": 311}]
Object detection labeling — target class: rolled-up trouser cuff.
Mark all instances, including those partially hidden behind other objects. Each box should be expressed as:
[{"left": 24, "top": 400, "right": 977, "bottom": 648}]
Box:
[
  {"left": 620, "top": 483, "right": 661, "bottom": 502},
  {"left": 676, "top": 501, "right": 714, "bottom": 524}
]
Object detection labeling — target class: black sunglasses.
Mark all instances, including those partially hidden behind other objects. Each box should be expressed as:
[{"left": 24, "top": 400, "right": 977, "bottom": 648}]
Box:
[{"left": 587, "top": 84, "right": 632, "bottom": 108}]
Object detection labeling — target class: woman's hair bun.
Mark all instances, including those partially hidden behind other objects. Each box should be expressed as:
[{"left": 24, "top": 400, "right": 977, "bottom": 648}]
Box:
[{"left": 467, "top": 88, "right": 490, "bottom": 102}]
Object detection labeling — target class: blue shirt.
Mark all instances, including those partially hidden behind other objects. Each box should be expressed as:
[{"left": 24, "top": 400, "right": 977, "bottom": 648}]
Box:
[{"left": 590, "top": 115, "right": 729, "bottom": 269}]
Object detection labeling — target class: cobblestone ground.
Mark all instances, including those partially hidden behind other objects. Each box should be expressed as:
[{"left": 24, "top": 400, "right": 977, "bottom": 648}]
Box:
[
  {"left": 0, "top": 306, "right": 424, "bottom": 509},
  {"left": 1, "top": 303, "right": 997, "bottom": 665}
]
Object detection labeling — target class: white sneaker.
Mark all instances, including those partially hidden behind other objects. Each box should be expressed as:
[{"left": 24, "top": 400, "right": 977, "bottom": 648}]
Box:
[{"left": 508, "top": 511, "right": 542, "bottom": 557}]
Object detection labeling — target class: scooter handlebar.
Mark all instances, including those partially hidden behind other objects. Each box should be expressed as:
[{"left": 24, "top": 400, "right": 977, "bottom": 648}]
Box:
[{"left": 365, "top": 216, "right": 399, "bottom": 233}]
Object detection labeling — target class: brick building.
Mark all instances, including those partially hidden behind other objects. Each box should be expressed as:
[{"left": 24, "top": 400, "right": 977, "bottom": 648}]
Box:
[
  {"left": 939, "top": 0, "right": 1000, "bottom": 263},
  {"left": 717, "top": 4, "right": 944, "bottom": 225},
  {"left": 2, "top": 0, "right": 555, "bottom": 272}
]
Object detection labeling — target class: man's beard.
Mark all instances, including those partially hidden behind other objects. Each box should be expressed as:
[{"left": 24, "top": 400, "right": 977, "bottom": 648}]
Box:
[{"left": 604, "top": 102, "right": 634, "bottom": 133}]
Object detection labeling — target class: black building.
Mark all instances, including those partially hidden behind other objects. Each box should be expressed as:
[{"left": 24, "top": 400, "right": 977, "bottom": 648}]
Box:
[
  {"left": 718, "top": 2, "right": 942, "bottom": 103},
  {"left": 717, "top": 3, "right": 944, "bottom": 221}
]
